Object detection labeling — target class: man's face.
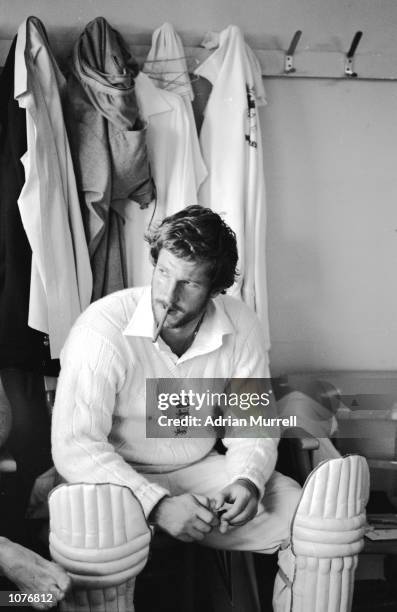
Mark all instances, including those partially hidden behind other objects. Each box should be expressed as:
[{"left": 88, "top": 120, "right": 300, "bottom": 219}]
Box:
[{"left": 151, "top": 249, "right": 214, "bottom": 331}]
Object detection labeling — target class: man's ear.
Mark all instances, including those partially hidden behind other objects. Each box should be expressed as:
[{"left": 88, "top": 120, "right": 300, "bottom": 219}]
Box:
[{"left": 210, "top": 289, "right": 221, "bottom": 298}]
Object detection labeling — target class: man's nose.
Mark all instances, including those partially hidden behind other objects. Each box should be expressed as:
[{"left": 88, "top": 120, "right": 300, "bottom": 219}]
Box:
[{"left": 164, "top": 278, "right": 179, "bottom": 305}]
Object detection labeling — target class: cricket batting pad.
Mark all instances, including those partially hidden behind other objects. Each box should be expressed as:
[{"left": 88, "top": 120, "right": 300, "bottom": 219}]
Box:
[
  {"left": 274, "top": 455, "right": 369, "bottom": 612},
  {"left": 49, "top": 483, "right": 151, "bottom": 612}
]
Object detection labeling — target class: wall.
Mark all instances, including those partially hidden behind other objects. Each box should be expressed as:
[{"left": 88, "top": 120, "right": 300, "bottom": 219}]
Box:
[
  {"left": 264, "top": 77, "right": 397, "bottom": 372},
  {"left": 2, "top": 0, "right": 397, "bottom": 54},
  {"left": 1, "top": 0, "right": 397, "bottom": 373}
]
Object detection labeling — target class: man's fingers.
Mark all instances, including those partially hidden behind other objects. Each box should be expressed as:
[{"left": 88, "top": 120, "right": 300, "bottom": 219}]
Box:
[
  {"left": 220, "top": 495, "right": 248, "bottom": 522},
  {"left": 210, "top": 493, "right": 224, "bottom": 511},
  {"left": 193, "top": 494, "right": 210, "bottom": 508},
  {"left": 190, "top": 526, "right": 207, "bottom": 541},
  {"left": 186, "top": 518, "right": 213, "bottom": 541},
  {"left": 194, "top": 517, "right": 213, "bottom": 534},
  {"left": 195, "top": 503, "right": 218, "bottom": 526},
  {"left": 201, "top": 512, "right": 220, "bottom": 528},
  {"left": 219, "top": 519, "right": 230, "bottom": 534},
  {"left": 218, "top": 500, "right": 257, "bottom": 533},
  {"left": 227, "top": 500, "right": 258, "bottom": 526}
]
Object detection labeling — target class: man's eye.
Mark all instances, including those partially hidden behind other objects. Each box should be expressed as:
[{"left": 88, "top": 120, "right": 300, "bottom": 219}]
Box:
[{"left": 184, "top": 281, "right": 199, "bottom": 288}]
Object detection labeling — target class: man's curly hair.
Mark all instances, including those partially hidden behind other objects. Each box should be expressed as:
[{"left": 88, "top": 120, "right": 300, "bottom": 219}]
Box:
[{"left": 145, "top": 205, "right": 239, "bottom": 294}]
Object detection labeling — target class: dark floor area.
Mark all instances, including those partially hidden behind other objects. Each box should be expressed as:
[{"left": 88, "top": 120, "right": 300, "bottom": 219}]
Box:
[{"left": 353, "top": 580, "right": 397, "bottom": 612}]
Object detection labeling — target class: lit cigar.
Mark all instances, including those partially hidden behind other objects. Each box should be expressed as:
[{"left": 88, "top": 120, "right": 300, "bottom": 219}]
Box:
[{"left": 153, "top": 303, "right": 171, "bottom": 342}]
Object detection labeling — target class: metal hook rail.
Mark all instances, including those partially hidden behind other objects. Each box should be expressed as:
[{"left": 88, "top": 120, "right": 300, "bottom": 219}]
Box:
[{"left": 1, "top": 31, "right": 397, "bottom": 81}]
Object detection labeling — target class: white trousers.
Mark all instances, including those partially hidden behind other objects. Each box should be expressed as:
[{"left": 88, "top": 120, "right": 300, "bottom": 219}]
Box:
[{"left": 141, "top": 451, "right": 302, "bottom": 553}]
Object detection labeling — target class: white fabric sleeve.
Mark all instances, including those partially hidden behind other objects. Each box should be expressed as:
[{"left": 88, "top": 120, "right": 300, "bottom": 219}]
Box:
[
  {"left": 51, "top": 325, "right": 170, "bottom": 518},
  {"left": 222, "top": 315, "right": 279, "bottom": 499}
]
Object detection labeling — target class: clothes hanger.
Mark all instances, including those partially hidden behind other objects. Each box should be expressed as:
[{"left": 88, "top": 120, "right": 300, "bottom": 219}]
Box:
[{"left": 144, "top": 56, "right": 200, "bottom": 90}]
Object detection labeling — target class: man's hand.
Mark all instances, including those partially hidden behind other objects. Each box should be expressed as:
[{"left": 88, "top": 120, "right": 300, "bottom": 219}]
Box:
[
  {"left": 211, "top": 479, "right": 260, "bottom": 534},
  {"left": 150, "top": 494, "right": 219, "bottom": 542}
]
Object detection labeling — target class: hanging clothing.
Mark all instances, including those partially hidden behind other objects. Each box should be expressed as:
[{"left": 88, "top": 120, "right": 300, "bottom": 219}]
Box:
[
  {"left": 0, "top": 36, "right": 55, "bottom": 535},
  {"left": 0, "top": 37, "right": 56, "bottom": 372},
  {"left": 123, "top": 72, "right": 207, "bottom": 286},
  {"left": 65, "top": 17, "right": 155, "bottom": 301},
  {"left": 14, "top": 17, "right": 92, "bottom": 359},
  {"left": 144, "top": 22, "right": 194, "bottom": 99},
  {"left": 195, "top": 25, "right": 270, "bottom": 349},
  {"left": 143, "top": 22, "right": 207, "bottom": 191}
]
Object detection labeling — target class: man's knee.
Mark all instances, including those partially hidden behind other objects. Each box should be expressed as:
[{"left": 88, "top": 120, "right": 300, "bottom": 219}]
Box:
[
  {"left": 281, "top": 477, "right": 302, "bottom": 530},
  {"left": 263, "top": 472, "right": 302, "bottom": 545}
]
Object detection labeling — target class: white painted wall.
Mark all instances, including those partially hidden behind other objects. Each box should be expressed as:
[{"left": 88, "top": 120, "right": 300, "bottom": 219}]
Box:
[
  {"left": 264, "top": 78, "right": 397, "bottom": 372},
  {"left": 1, "top": 0, "right": 397, "bottom": 373},
  {"left": 1, "top": 0, "right": 397, "bottom": 54}
]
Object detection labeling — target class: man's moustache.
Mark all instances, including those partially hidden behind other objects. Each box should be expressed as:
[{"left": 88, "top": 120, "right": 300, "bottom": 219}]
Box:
[{"left": 158, "top": 302, "right": 183, "bottom": 313}]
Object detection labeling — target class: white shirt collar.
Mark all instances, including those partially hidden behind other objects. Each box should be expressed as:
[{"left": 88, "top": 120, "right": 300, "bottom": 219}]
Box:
[
  {"left": 123, "top": 286, "right": 234, "bottom": 360},
  {"left": 123, "top": 286, "right": 154, "bottom": 338}
]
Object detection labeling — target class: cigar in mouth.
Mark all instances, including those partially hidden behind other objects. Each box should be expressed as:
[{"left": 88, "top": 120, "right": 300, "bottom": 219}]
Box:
[{"left": 153, "top": 303, "right": 171, "bottom": 342}]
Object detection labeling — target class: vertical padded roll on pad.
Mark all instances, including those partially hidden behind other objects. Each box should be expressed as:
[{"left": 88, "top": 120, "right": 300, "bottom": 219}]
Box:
[
  {"left": 284, "top": 455, "right": 370, "bottom": 612},
  {"left": 49, "top": 483, "right": 151, "bottom": 611}
]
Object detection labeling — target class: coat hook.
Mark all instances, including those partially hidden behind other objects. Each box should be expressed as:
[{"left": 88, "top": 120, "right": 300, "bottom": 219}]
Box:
[
  {"left": 284, "top": 30, "right": 302, "bottom": 74},
  {"left": 345, "top": 31, "right": 363, "bottom": 78}
]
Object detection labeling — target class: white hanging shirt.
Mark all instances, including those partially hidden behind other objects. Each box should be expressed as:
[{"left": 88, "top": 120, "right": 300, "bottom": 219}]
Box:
[
  {"left": 144, "top": 21, "right": 194, "bottom": 100},
  {"left": 123, "top": 72, "right": 206, "bottom": 287},
  {"left": 195, "top": 25, "right": 270, "bottom": 349},
  {"left": 14, "top": 18, "right": 92, "bottom": 358},
  {"left": 143, "top": 22, "right": 207, "bottom": 191}
]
